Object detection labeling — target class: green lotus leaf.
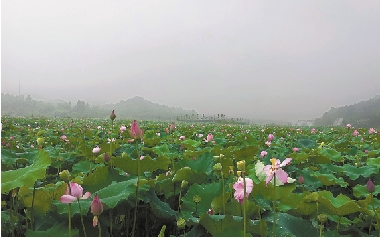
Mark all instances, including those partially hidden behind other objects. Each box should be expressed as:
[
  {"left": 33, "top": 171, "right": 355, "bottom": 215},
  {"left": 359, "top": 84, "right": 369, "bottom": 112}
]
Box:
[
  {"left": 265, "top": 212, "right": 316, "bottom": 237},
  {"left": 82, "top": 166, "right": 126, "bottom": 193},
  {"left": 25, "top": 222, "right": 79, "bottom": 237},
  {"left": 311, "top": 171, "right": 348, "bottom": 187},
  {"left": 353, "top": 184, "right": 380, "bottom": 198},
  {"left": 319, "top": 148, "right": 344, "bottom": 162},
  {"left": 297, "top": 138, "right": 317, "bottom": 148},
  {"left": 172, "top": 167, "right": 207, "bottom": 184},
  {"left": 1, "top": 149, "right": 51, "bottom": 193},
  {"left": 342, "top": 164, "right": 378, "bottom": 180},
  {"left": 318, "top": 190, "right": 360, "bottom": 216},
  {"left": 181, "top": 139, "right": 201, "bottom": 149},
  {"left": 22, "top": 182, "right": 67, "bottom": 215},
  {"left": 145, "top": 189, "right": 177, "bottom": 220},
  {"left": 181, "top": 182, "right": 222, "bottom": 217},
  {"left": 291, "top": 151, "right": 309, "bottom": 164},
  {"left": 153, "top": 143, "right": 170, "bottom": 156},
  {"left": 233, "top": 145, "right": 259, "bottom": 160},
  {"left": 367, "top": 157, "right": 380, "bottom": 168},
  {"left": 177, "top": 151, "right": 214, "bottom": 174}
]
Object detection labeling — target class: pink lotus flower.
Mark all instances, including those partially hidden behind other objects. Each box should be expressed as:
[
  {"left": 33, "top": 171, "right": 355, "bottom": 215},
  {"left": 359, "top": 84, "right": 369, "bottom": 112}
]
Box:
[
  {"left": 233, "top": 177, "right": 254, "bottom": 204},
  {"left": 92, "top": 146, "right": 101, "bottom": 154},
  {"left": 369, "top": 128, "right": 376, "bottom": 134},
  {"left": 61, "top": 135, "right": 67, "bottom": 141},
  {"left": 91, "top": 194, "right": 103, "bottom": 227},
  {"left": 299, "top": 175, "right": 304, "bottom": 184},
  {"left": 310, "top": 128, "right": 316, "bottom": 133},
  {"left": 352, "top": 130, "right": 359, "bottom": 137},
  {"left": 292, "top": 148, "right": 299, "bottom": 152},
  {"left": 346, "top": 124, "right": 352, "bottom": 129},
  {"left": 208, "top": 209, "right": 214, "bottom": 215},
  {"left": 60, "top": 182, "right": 91, "bottom": 203},
  {"left": 120, "top": 125, "right": 127, "bottom": 133},
  {"left": 170, "top": 122, "right": 175, "bottom": 131},
  {"left": 265, "top": 141, "right": 271, "bottom": 147},
  {"left": 129, "top": 120, "right": 143, "bottom": 139},
  {"left": 267, "top": 134, "right": 274, "bottom": 142},
  {"left": 263, "top": 158, "right": 292, "bottom": 186},
  {"left": 205, "top": 133, "right": 213, "bottom": 142},
  {"left": 260, "top": 151, "right": 268, "bottom": 158},
  {"left": 179, "top": 135, "right": 185, "bottom": 140},
  {"left": 165, "top": 128, "right": 169, "bottom": 133}
]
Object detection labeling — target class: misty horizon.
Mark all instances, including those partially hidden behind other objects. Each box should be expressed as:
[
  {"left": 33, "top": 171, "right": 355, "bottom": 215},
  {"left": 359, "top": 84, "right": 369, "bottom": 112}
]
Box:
[{"left": 2, "top": 1, "right": 380, "bottom": 121}]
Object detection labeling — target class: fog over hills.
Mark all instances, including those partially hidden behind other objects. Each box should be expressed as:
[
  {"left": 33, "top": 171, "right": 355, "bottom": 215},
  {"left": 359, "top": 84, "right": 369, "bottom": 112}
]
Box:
[{"left": 2, "top": 1, "right": 380, "bottom": 123}]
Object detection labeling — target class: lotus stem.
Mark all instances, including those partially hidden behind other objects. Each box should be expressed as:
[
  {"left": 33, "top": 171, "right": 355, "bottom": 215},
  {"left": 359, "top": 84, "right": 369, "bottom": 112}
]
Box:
[
  {"left": 132, "top": 140, "right": 140, "bottom": 237},
  {"left": 273, "top": 176, "right": 277, "bottom": 237},
  {"left": 243, "top": 172, "right": 247, "bottom": 237},
  {"left": 77, "top": 200, "right": 87, "bottom": 236},
  {"left": 98, "top": 219, "right": 102, "bottom": 237}
]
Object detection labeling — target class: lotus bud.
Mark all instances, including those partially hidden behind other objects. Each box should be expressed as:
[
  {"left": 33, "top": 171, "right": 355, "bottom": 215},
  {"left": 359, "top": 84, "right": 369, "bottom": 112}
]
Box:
[
  {"left": 181, "top": 180, "right": 188, "bottom": 188},
  {"left": 37, "top": 138, "right": 44, "bottom": 146},
  {"left": 193, "top": 195, "right": 201, "bottom": 203},
  {"left": 213, "top": 163, "right": 222, "bottom": 172},
  {"left": 59, "top": 170, "right": 70, "bottom": 183},
  {"left": 237, "top": 160, "right": 245, "bottom": 171},
  {"left": 299, "top": 175, "right": 304, "bottom": 184},
  {"left": 317, "top": 214, "right": 328, "bottom": 223},
  {"left": 237, "top": 171, "right": 242, "bottom": 177},
  {"left": 104, "top": 153, "right": 110, "bottom": 163},
  {"left": 176, "top": 218, "right": 186, "bottom": 230},
  {"left": 367, "top": 178, "right": 375, "bottom": 193},
  {"left": 110, "top": 110, "right": 116, "bottom": 121}
]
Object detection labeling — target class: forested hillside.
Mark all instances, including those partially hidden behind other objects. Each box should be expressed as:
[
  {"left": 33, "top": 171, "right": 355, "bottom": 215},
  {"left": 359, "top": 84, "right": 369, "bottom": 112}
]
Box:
[
  {"left": 1, "top": 93, "right": 197, "bottom": 121},
  {"left": 314, "top": 95, "right": 380, "bottom": 128}
]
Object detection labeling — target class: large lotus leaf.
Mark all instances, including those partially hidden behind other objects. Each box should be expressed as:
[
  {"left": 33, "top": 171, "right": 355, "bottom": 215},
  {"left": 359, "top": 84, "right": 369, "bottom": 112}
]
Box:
[
  {"left": 153, "top": 143, "right": 170, "bottom": 156},
  {"left": 318, "top": 190, "right": 360, "bottom": 216},
  {"left": 181, "top": 182, "right": 222, "bottom": 217},
  {"left": 250, "top": 180, "right": 296, "bottom": 201},
  {"left": 308, "top": 155, "right": 331, "bottom": 164},
  {"left": 199, "top": 214, "right": 268, "bottom": 237},
  {"left": 233, "top": 145, "right": 259, "bottom": 160},
  {"left": 367, "top": 157, "right": 380, "bottom": 168},
  {"left": 155, "top": 173, "right": 176, "bottom": 197},
  {"left": 342, "top": 164, "right": 378, "bottom": 180},
  {"left": 82, "top": 166, "right": 126, "bottom": 193},
  {"left": 72, "top": 160, "right": 92, "bottom": 174},
  {"left": 291, "top": 151, "right": 309, "bottom": 164},
  {"left": 143, "top": 137, "right": 161, "bottom": 147},
  {"left": 199, "top": 214, "right": 235, "bottom": 236},
  {"left": 144, "top": 189, "right": 177, "bottom": 220},
  {"left": 22, "top": 182, "right": 67, "bottom": 215},
  {"left": 25, "top": 222, "right": 79, "bottom": 237},
  {"left": 140, "top": 155, "right": 171, "bottom": 173},
  {"left": 353, "top": 184, "right": 380, "bottom": 198},
  {"left": 2, "top": 149, "right": 51, "bottom": 193},
  {"left": 96, "top": 179, "right": 150, "bottom": 209},
  {"left": 319, "top": 148, "right": 344, "bottom": 162},
  {"left": 176, "top": 151, "right": 214, "bottom": 174},
  {"left": 296, "top": 138, "right": 316, "bottom": 148},
  {"left": 1, "top": 149, "right": 21, "bottom": 167},
  {"left": 277, "top": 193, "right": 305, "bottom": 212},
  {"left": 181, "top": 139, "right": 201, "bottom": 149},
  {"left": 211, "top": 192, "right": 232, "bottom": 215},
  {"left": 172, "top": 167, "right": 207, "bottom": 184},
  {"left": 264, "top": 212, "right": 316, "bottom": 237},
  {"left": 224, "top": 197, "right": 258, "bottom": 218},
  {"left": 54, "top": 198, "right": 92, "bottom": 216},
  {"left": 311, "top": 171, "right": 348, "bottom": 187}
]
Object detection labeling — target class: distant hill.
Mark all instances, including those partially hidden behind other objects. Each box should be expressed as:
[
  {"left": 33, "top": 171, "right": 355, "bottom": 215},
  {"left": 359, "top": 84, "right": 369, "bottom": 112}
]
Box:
[
  {"left": 1, "top": 93, "right": 197, "bottom": 121},
  {"left": 314, "top": 95, "right": 380, "bottom": 128},
  {"left": 100, "top": 96, "right": 198, "bottom": 120}
]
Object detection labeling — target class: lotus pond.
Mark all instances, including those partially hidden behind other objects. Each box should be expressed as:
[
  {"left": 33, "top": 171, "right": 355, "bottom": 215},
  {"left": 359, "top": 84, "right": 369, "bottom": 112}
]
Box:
[{"left": 1, "top": 116, "right": 379, "bottom": 237}]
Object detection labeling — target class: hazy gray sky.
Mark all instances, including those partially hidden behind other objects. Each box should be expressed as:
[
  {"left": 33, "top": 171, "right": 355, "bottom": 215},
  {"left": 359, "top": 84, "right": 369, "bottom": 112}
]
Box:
[{"left": 2, "top": 0, "right": 380, "bottom": 121}]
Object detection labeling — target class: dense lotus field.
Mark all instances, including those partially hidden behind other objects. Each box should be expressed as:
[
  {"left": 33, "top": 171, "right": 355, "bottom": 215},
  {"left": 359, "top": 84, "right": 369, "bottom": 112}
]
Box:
[{"left": 1, "top": 115, "right": 379, "bottom": 237}]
